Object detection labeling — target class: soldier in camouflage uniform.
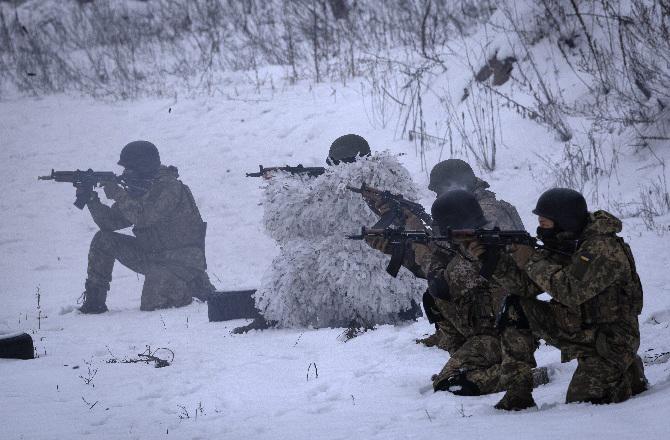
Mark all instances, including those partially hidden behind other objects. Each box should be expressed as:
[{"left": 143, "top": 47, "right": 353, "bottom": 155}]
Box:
[
  {"left": 364, "top": 159, "right": 524, "bottom": 347},
  {"left": 426, "top": 190, "right": 508, "bottom": 395},
  {"left": 417, "top": 160, "right": 526, "bottom": 348},
  {"left": 78, "top": 141, "right": 214, "bottom": 313},
  {"left": 491, "top": 188, "right": 647, "bottom": 410}
]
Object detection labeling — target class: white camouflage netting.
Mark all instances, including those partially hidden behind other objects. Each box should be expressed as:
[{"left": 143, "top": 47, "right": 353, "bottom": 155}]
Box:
[
  {"left": 262, "top": 153, "right": 421, "bottom": 242},
  {"left": 255, "top": 153, "right": 427, "bottom": 328}
]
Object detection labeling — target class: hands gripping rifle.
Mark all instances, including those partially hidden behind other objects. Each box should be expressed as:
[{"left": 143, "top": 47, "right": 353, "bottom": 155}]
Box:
[
  {"left": 346, "top": 183, "right": 431, "bottom": 229},
  {"left": 246, "top": 164, "right": 326, "bottom": 178},
  {"left": 38, "top": 169, "right": 120, "bottom": 209},
  {"left": 446, "top": 228, "right": 577, "bottom": 255},
  {"left": 347, "top": 226, "right": 573, "bottom": 278},
  {"left": 347, "top": 227, "right": 448, "bottom": 277}
]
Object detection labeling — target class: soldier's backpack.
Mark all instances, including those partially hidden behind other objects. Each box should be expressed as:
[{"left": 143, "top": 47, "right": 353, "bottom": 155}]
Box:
[{"left": 618, "top": 238, "right": 644, "bottom": 315}]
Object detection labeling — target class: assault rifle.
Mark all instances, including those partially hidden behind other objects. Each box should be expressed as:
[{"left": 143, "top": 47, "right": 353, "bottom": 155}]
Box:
[
  {"left": 38, "top": 169, "right": 120, "bottom": 209},
  {"left": 347, "top": 227, "right": 572, "bottom": 278},
  {"left": 346, "top": 183, "right": 432, "bottom": 229},
  {"left": 346, "top": 227, "right": 445, "bottom": 243},
  {"left": 347, "top": 227, "right": 448, "bottom": 277},
  {"left": 246, "top": 164, "right": 326, "bottom": 178}
]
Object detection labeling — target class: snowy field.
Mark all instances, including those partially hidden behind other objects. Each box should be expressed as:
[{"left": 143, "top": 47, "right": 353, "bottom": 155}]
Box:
[{"left": 1, "top": 84, "right": 670, "bottom": 439}]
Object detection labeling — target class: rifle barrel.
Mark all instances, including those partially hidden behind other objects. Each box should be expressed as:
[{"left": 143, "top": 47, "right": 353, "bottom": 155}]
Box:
[{"left": 246, "top": 165, "right": 324, "bottom": 177}]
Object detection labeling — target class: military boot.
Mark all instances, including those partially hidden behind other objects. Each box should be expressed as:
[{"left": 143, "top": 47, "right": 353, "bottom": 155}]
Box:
[
  {"left": 494, "top": 391, "right": 536, "bottom": 411},
  {"left": 627, "top": 355, "right": 649, "bottom": 396},
  {"left": 78, "top": 281, "right": 109, "bottom": 314},
  {"left": 495, "top": 375, "right": 536, "bottom": 411},
  {"left": 434, "top": 371, "right": 481, "bottom": 396},
  {"left": 232, "top": 316, "right": 275, "bottom": 334}
]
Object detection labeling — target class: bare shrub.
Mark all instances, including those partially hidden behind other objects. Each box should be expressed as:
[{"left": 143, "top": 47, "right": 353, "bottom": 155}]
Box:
[
  {"left": 638, "top": 174, "right": 670, "bottom": 230},
  {"left": 443, "top": 83, "right": 502, "bottom": 171},
  {"left": 0, "top": 0, "right": 496, "bottom": 99},
  {"left": 491, "top": 2, "right": 573, "bottom": 142},
  {"left": 525, "top": 0, "right": 670, "bottom": 133},
  {"left": 538, "top": 131, "right": 617, "bottom": 204}
]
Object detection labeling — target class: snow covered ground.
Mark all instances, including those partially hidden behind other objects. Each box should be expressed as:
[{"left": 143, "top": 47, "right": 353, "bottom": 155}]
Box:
[{"left": 1, "top": 82, "right": 670, "bottom": 439}]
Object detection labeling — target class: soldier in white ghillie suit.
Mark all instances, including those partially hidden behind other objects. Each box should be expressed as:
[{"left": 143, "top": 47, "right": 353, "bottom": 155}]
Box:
[{"left": 234, "top": 134, "right": 425, "bottom": 332}]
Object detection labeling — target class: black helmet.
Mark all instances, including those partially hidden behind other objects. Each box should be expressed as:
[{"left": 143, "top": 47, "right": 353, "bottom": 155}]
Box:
[
  {"left": 431, "top": 189, "right": 487, "bottom": 230},
  {"left": 428, "top": 159, "right": 477, "bottom": 194},
  {"left": 118, "top": 140, "right": 161, "bottom": 176},
  {"left": 533, "top": 188, "right": 588, "bottom": 233},
  {"left": 327, "top": 134, "right": 371, "bottom": 165}
]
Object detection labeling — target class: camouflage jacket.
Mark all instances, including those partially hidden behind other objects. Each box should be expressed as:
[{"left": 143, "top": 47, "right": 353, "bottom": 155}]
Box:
[
  {"left": 87, "top": 165, "right": 208, "bottom": 277},
  {"left": 493, "top": 210, "right": 643, "bottom": 328},
  {"left": 429, "top": 247, "right": 506, "bottom": 338},
  {"left": 473, "top": 179, "right": 525, "bottom": 230}
]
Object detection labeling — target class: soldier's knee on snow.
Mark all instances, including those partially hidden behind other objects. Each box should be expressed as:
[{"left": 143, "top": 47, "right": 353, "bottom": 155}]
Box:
[{"left": 141, "top": 267, "right": 192, "bottom": 311}]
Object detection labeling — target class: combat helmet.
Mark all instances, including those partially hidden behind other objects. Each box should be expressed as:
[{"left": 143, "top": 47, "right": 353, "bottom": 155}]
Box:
[
  {"left": 428, "top": 159, "right": 477, "bottom": 194},
  {"left": 431, "top": 189, "right": 487, "bottom": 230},
  {"left": 118, "top": 140, "right": 161, "bottom": 176},
  {"left": 327, "top": 134, "right": 371, "bottom": 165},
  {"left": 532, "top": 188, "right": 588, "bottom": 233}
]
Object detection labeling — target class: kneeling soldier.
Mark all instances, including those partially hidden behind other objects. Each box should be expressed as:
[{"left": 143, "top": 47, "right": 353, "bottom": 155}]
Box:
[
  {"left": 427, "top": 190, "right": 507, "bottom": 395},
  {"left": 492, "top": 188, "right": 648, "bottom": 410},
  {"left": 79, "top": 141, "right": 213, "bottom": 313}
]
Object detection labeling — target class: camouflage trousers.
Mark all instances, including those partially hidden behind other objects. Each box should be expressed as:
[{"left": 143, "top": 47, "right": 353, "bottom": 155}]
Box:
[
  {"left": 500, "top": 297, "right": 644, "bottom": 404},
  {"left": 87, "top": 231, "right": 194, "bottom": 311},
  {"left": 433, "top": 331, "right": 503, "bottom": 395}
]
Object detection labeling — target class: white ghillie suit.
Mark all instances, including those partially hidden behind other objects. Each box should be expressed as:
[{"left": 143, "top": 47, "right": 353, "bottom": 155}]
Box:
[{"left": 255, "top": 153, "right": 426, "bottom": 328}]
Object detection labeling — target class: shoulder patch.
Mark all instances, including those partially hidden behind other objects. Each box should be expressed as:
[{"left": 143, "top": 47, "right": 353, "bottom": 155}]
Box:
[{"left": 571, "top": 251, "right": 596, "bottom": 281}]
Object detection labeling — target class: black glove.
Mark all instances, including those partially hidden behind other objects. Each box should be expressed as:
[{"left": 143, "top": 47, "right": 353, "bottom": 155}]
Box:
[
  {"left": 102, "top": 181, "right": 125, "bottom": 200},
  {"left": 427, "top": 270, "right": 450, "bottom": 300},
  {"left": 75, "top": 186, "right": 96, "bottom": 207},
  {"left": 478, "top": 248, "right": 501, "bottom": 280}
]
